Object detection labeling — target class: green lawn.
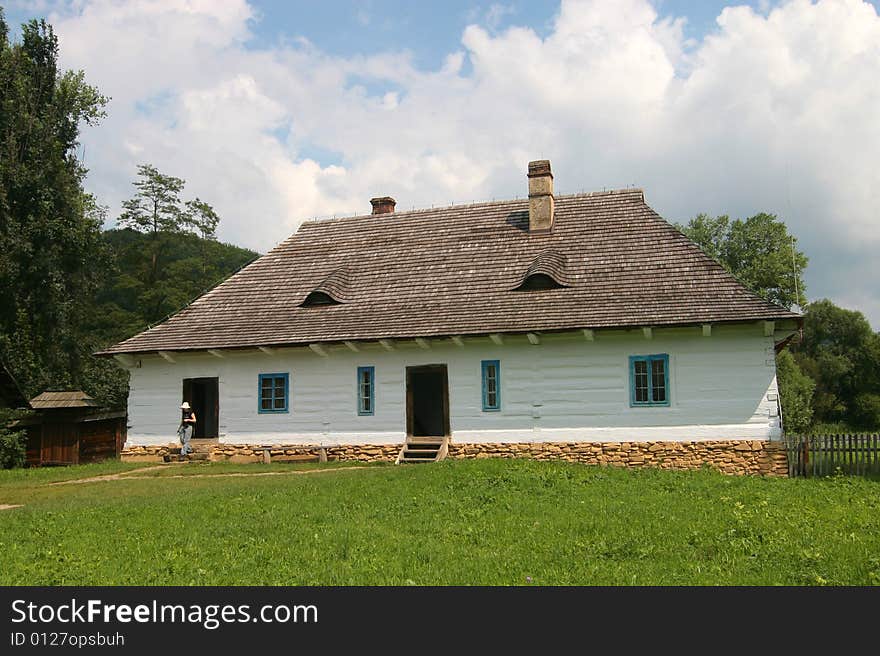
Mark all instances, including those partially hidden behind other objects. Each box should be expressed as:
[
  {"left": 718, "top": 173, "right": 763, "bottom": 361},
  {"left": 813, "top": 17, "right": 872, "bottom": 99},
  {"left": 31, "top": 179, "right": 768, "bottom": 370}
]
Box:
[{"left": 1, "top": 459, "right": 878, "bottom": 585}]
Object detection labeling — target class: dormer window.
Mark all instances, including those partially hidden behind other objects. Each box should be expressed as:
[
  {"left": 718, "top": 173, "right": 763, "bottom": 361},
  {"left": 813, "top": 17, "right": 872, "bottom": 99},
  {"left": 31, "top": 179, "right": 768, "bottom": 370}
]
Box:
[
  {"left": 515, "top": 273, "right": 564, "bottom": 291},
  {"left": 301, "top": 291, "right": 340, "bottom": 307},
  {"left": 300, "top": 267, "right": 351, "bottom": 307},
  {"left": 512, "top": 248, "right": 571, "bottom": 291}
]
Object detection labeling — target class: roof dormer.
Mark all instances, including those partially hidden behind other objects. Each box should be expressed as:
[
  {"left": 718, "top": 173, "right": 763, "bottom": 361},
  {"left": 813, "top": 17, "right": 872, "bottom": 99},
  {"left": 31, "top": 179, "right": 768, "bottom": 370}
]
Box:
[
  {"left": 512, "top": 249, "right": 570, "bottom": 291},
  {"left": 300, "top": 267, "right": 351, "bottom": 307}
]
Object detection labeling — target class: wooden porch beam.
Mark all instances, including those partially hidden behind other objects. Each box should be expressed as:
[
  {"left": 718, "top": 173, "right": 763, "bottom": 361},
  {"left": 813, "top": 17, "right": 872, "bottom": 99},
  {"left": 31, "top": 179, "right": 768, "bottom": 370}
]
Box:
[
  {"left": 157, "top": 350, "right": 176, "bottom": 363},
  {"left": 343, "top": 341, "right": 360, "bottom": 353},
  {"left": 702, "top": 324, "right": 712, "bottom": 337},
  {"left": 379, "top": 339, "right": 395, "bottom": 351},
  {"left": 582, "top": 329, "right": 595, "bottom": 341},
  {"left": 763, "top": 321, "right": 775, "bottom": 337},
  {"left": 450, "top": 336, "right": 465, "bottom": 347},
  {"left": 415, "top": 338, "right": 431, "bottom": 350},
  {"left": 308, "top": 343, "right": 328, "bottom": 357},
  {"left": 489, "top": 333, "right": 504, "bottom": 346},
  {"left": 207, "top": 349, "right": 225, "bottom": 358},
  {"left": 258, "top": 346, "right": 275, "bottom": 356},
  {"left": 526, "top": 332, "right": 540, "bottom": 345},
  {"left": 642, "top": 327, "right": 653, "bottom": 340}
]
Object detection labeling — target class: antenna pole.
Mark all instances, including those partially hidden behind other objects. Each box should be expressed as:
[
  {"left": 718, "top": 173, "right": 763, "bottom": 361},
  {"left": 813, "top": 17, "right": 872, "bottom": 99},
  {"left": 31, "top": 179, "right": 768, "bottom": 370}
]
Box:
[{"left": 791, "top": 234, "right": 800, "bottom": 309}]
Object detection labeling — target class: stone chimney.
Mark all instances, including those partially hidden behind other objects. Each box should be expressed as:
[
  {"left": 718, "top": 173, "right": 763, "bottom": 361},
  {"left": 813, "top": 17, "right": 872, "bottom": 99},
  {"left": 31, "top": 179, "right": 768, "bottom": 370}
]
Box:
[
  {"left": 527, "top": 160, "right": 554, "bottom": 232},
  {"left": 370, "top": 196, "right": 396, "bottom": 215}
]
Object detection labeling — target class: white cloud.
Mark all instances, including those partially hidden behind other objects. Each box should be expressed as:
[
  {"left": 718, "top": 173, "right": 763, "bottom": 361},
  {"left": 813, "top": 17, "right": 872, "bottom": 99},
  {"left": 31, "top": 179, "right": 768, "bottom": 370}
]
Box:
[{"left": 37, "top": 0, "right": 880, "bottom": 326}]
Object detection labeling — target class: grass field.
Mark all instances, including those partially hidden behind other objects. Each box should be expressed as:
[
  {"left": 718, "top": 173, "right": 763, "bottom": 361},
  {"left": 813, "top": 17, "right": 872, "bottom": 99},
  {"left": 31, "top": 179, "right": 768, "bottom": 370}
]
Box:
[{"left": 1, "top": 459, "right": 878, "bottom": 585}]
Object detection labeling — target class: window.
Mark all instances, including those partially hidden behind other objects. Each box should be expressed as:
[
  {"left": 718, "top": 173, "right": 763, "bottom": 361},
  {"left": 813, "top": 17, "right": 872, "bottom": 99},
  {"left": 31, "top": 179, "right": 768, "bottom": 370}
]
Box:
[
  {"left": 357, "top": 366, "right": 374, "bottom": 416},
  {"left": 629, "top": 354, "right": 669, "bottom": 407},
  {"left": 258, "top": 373, "right": 289, "bottom": 413},
  {"left": 300, "top": 291, "right": 340, "bottom": 307},
  {"left": 482, "top": 360, "right": 501, "bottom": 411},
  {"left": 514, "top": 273, "right": 564, "bottom": 291}
]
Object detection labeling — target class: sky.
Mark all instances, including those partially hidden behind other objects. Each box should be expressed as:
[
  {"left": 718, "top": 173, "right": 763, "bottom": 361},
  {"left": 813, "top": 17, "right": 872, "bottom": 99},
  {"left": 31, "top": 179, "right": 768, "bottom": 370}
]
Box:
[{"left": 4, "top": 0, "right": 880, "bottom": 326}]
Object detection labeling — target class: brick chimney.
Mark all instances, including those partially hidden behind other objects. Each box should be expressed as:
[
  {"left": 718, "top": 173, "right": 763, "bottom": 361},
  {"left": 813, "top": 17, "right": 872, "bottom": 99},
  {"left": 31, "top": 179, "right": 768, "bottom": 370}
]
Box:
[
  {"left": 527, "top": 160, "right": 554, "bottom": 232},
  {"left": 370, "top": 196, "right": 396, "bottom": 215}
]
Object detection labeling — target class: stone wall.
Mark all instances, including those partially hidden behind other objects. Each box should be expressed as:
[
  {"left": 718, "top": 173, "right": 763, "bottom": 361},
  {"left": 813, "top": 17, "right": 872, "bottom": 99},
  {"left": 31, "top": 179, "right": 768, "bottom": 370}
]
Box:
[
  {"left": 121, "top": 443, "right": 398, "bottom": 463},
  {"left": 447, "top": 440, "right": 788, "bottom": 476},
  {"left": 121, "top": 440, "right": 788, "bottom": 476}
]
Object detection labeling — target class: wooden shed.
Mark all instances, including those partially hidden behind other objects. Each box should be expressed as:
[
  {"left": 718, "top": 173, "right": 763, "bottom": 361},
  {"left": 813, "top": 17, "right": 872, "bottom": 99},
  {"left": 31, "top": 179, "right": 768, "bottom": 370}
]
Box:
[{"left": 21, "top": 391, "right": 126, "bottom": 466}]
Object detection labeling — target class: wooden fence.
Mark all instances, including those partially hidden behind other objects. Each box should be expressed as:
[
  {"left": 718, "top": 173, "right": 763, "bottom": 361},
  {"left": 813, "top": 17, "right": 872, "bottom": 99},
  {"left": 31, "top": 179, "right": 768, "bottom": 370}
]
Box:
[{"left": 784, "top": 434, "right": 880, "bottom": 477}]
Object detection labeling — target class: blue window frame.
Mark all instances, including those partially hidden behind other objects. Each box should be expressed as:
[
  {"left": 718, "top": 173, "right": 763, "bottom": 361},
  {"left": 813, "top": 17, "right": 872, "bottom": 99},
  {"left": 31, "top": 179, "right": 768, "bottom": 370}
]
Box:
[
  {"left": 481, "top": 360, "right": 501, "bottom": 411},
  {"left": 258, "top": 373, "right": 289, "bottom": 413},
  {"left": 629, "top": 354, "right": 670, "bottom": 407},
  {"left": 357, "top": 366, "right": 375, "bottom": 416}
]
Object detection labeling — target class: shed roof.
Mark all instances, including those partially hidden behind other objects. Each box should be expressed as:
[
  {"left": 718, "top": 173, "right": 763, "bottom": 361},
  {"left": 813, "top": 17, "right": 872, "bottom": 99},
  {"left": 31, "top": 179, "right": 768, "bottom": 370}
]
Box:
[
  {"left": 29, "top": 391, "right": 101, "bottom": 409},
  {"left": 99, "top": 189, "right": 800, "bottom": 355}
]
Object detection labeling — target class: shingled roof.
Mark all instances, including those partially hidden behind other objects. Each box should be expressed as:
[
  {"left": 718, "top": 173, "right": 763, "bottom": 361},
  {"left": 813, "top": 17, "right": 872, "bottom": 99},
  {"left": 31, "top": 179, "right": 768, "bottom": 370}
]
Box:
[{"left": 99, "top": 188, "right": 799, "bottom": 355}]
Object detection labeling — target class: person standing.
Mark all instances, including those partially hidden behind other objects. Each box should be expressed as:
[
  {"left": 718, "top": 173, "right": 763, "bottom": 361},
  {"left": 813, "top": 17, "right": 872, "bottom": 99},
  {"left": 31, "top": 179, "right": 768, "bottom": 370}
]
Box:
[{"left": 178, "top": 401, "right": 197, "bottom": 458}]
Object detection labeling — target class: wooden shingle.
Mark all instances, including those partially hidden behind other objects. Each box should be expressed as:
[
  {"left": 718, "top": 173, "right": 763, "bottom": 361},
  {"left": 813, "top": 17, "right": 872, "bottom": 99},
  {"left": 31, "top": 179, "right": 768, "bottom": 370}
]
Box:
[{"left": 98, "top": 189, "right": 800, "bottom": 355}]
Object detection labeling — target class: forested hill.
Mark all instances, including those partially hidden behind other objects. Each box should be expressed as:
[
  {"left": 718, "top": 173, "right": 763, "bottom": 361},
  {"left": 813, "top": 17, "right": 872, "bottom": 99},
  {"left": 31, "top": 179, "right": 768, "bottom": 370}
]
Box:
[
  {"left": 86, "top": 228, "right": 258, "bottom": 347},
  {"left": 77, "top": 229, "right": 258, "bottom": 409}
]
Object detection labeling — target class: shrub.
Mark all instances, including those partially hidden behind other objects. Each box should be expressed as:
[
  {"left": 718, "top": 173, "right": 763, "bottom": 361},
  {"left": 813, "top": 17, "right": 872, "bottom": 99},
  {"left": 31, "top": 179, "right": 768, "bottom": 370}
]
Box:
[
  {"left": 852, "top": 393, "right": 880, "bottom": 431},
  {"left": 777, "top": 350, "right": 815, "bottom": 434},
  {"left": 0, "top": 408, "right": 30, "bottom": 469},
  {"left": 0, "top": 426, "right": 26, "bottom": 469}
]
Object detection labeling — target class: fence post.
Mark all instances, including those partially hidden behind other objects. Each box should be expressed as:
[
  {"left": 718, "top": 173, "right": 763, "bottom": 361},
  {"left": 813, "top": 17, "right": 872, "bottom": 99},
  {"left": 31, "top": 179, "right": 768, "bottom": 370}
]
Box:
[{"left": 801, "top": 436, "right": 809, "bottom": 478}]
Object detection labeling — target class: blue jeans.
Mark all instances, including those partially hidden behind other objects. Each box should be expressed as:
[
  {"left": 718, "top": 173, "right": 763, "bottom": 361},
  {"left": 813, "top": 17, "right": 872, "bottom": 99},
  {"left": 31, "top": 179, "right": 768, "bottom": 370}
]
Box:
[{"left": 178, "top": 424, "right": 193, "bottom": 455}]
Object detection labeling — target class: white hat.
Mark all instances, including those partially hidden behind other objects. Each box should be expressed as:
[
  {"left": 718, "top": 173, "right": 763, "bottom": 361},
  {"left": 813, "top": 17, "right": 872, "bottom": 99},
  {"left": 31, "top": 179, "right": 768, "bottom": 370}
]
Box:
[{"left": 180, "top": 402, "right": 191, "bottom": 409}]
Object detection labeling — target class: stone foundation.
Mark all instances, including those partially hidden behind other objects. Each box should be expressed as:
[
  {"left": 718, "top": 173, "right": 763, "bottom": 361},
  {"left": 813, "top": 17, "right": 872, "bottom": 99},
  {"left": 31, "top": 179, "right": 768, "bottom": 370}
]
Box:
[
  {"left": 122, "top": 440, "right": 788, "bottom": 476},
  {"left": 447, "top": 440, "right": 788, "bottom": 476}
]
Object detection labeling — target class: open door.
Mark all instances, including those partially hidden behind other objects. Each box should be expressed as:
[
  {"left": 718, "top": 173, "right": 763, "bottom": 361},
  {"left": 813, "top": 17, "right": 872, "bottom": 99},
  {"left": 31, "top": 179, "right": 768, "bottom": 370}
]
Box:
[
  {"left": 405, "top": 365, "right": 450, "bottom": 437},
  {"left": 182, "top": 377, "right": 219, "bottom": 439}
]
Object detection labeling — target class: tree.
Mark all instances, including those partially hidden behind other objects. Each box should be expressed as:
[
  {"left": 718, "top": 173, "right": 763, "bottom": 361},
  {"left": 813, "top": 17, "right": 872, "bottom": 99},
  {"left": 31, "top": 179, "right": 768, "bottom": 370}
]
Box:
[
  {"left": 118, "top": 164, "right": 220, "bottom": 283},
  {"left": 776, "top": 350, "right": 815, "bottom": 434},
  {"left": 677, "top": 212, "right": 808, "bottom": 309},
  {"left": 185, "top": 198, "right": 220, "bottom": 240},
  {"left": 0, "top": 10, "right": 109, "bottom": 398},
  {"left": 791, "top": 299, "right": 880, "bottom": 429}
]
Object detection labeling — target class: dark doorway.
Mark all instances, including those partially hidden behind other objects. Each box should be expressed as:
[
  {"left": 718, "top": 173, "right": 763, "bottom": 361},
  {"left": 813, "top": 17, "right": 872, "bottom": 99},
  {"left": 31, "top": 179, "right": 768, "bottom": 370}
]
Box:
[
  {"left": 182, "top": 377, "right": 219, "bottom": 439},
  {"left": 406, "top": 365, "right": 450, "bottom": 437}
]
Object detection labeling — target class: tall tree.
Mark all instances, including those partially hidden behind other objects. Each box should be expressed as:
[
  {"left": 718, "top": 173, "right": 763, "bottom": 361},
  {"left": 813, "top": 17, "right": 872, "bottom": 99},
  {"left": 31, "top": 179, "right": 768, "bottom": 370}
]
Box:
[
  {"left": 0, "top": 10, "right": 109, "bottom": 397},
  {"left": 116, "top": 164, "right": 222, "bottom": 321},
  {"left": 118, "top": 164, "right": 185, "bottom": 283},
  {"left": 184, "top": 198, "right": 220, "bottom": 240},
  {"left": 677, "top": 212, "right": 808, "bottom": 309},
  {"left": 118, "top": 165, "right": 219, "bottom": 280},
  {"left": 792, "top": 299, "right": 880, "bottom": 429}
]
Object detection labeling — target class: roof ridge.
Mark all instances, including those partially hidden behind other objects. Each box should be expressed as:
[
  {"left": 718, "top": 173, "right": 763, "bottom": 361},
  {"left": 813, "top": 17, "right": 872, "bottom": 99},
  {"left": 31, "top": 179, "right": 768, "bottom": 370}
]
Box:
[{"left": 299, "top": 187, "right": 645, "bottom": 227}]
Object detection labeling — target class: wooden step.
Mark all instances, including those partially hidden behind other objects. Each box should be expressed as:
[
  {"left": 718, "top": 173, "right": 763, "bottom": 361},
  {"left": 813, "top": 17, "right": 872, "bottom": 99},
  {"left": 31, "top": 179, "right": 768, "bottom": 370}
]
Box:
[
  {"left": 163, "top": 452, "right": 211, "bottom": 462},
  {"left": 395, "top": 436, "right": 449, "bottom": 465},
  {"left": 401, "top": 451, "right": 437, "bottom": 460}
]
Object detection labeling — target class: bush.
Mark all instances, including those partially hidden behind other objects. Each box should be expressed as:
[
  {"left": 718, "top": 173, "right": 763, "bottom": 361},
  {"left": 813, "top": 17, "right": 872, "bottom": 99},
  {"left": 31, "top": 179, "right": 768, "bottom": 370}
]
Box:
[
  {"left": 852, "top": 393, "right": 880, "bottom": 431},
  {"left": 0, "top": 426, "right": 26, "bottom": 469},
  {"left": 777, "top": 350, "right": 815, "bottom": 434}
]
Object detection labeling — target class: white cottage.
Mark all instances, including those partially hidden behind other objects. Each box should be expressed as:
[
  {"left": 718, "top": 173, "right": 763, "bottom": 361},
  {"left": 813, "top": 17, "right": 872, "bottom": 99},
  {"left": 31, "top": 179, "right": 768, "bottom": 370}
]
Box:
[{"left": 101, "top": 161, "right": 800, "bottom": 472}]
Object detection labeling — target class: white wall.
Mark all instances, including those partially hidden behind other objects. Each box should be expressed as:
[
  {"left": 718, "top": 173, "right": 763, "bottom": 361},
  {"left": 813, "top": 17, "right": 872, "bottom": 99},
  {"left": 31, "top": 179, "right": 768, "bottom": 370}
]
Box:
[{"left": 124, "top": 323, "right": 781, "bottom": 446}]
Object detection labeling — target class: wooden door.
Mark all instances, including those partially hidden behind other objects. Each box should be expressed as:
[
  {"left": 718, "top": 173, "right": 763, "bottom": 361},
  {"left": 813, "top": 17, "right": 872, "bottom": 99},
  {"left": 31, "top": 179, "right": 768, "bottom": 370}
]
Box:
[{"left": 40, "top": 422, "right": 78, "bottom": 465}]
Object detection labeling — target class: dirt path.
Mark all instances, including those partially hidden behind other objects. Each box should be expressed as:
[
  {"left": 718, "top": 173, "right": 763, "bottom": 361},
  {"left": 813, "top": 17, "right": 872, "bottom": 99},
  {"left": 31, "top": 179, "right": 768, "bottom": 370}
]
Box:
[
  {"left": 0, "top": 504, "right": 23, "bottom": 511},
  {"left": 139, "top": 466, "right": 371, "bottom": 480},
  {"left": 47, "top": 464, "right": 182, "bottom": 486},
  {"left": 46, "top": 464, "right": 371, "bottom": 486}
]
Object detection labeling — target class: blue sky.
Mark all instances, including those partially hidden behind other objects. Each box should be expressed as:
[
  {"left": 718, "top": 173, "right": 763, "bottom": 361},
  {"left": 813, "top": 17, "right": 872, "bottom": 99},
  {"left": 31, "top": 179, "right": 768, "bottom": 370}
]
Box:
[
  {"left": 3, "top": 0, "right": 880, "bottom": 326},
  {"left": 245, "top": 1, "right": 877, "bottom": 68}
]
